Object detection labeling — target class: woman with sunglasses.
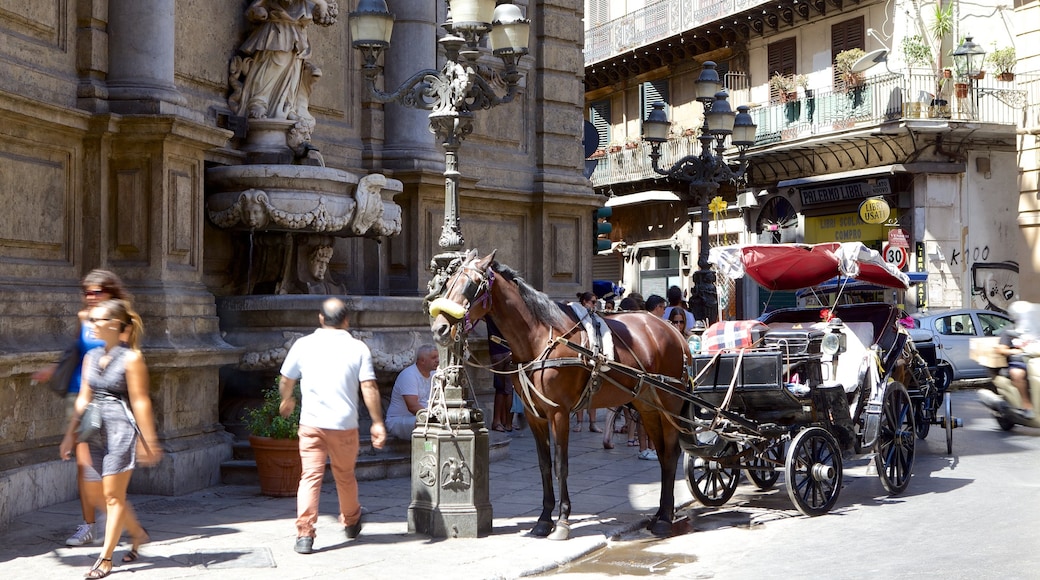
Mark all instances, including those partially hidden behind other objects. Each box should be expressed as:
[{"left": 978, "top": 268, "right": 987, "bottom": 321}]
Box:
[
  {"left": 669, "top": 308, "right": 691, "bottom": 338},
  {"left": 34, "top": 270, "right": 131, "bottom": 548},
  {"left": 64, "top": 298, "right": 162, "bottom": 578}
]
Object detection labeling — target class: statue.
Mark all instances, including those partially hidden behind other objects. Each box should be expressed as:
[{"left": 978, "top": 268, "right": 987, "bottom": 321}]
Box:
[{"left": 228, "top": 0, "right": 339, "bottom": 147}]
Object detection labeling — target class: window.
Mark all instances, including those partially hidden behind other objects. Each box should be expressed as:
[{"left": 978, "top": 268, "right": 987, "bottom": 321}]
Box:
[
  {"left": 832, "top": 16, "right": 865, "bottom": 88},
  {"left": 978, "top": 313, "right": 1013, "bottom": 337},
  {"left": 640, "top": 80, "right": 669, "bottom": 125},
  {"left": 588, "top": 100, "right": 611, "bottom": 151},
  {"left": 767, "top": 37, "right": 797, "bottom": 101},
  {"left": 587, "top": 0, "right": 609, "bottom": 27}
]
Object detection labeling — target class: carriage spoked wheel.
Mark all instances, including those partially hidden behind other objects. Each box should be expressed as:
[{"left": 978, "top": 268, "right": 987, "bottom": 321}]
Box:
[
  {"left": 874, "top": 382, "right": 916, "bottom": 495},
  {"left": 745, "top": 441, "right": 784, "bottom": 490},
  {"left": 684, "top": 442, "right": 740, "bottom": 507},
  {"left": 784, "top": 427, "right": 843, "bottom": 516}
]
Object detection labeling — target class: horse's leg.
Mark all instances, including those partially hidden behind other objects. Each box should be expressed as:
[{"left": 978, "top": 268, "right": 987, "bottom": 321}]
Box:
[
  {"left": 548, "top": 409, "right": 572, "bottom": 540},
  {"left": 644, "top": 411, "right": 681, "bottom": 536},
  {"left": 528, "top": 417, "right": 557, "bottom": 538}
]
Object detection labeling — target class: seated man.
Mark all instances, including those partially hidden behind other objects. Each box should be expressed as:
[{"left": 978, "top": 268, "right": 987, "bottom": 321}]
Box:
[{"left": 385, "top": 345, "right": 440, "bottom": 439}]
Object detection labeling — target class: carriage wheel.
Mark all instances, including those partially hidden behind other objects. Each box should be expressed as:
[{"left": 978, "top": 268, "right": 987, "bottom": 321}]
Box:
[
  {"left": 745, "top": 441, "right": 784, "bottom": 490},
  {"left": 684, "top": 443, "right": 740, "bottom": 507},
  {"left": 943, "top": 392, "right": 954, "bottom": 454},
  {"left": 785, "top": 427, "right": 842, "bottom": 517},
  {"left": 913, "top": 399, "right": 931, "bottom": 440},
  {"left": 874, "top": 382, "right": 916, "bottom": 495}
]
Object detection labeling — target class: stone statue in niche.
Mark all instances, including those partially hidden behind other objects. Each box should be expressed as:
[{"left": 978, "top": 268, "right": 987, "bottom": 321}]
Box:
[
  {"left": 275, "top": 235, "right": 348, "bottom": 294},
  {"left": 228, "top": 0, "right": 339, "bottom": 148}
]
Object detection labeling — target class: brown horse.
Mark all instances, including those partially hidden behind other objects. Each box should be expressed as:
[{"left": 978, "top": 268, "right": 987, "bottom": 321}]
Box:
[{"left": 429, "top": 250, "right": 691, "bottom": 539}]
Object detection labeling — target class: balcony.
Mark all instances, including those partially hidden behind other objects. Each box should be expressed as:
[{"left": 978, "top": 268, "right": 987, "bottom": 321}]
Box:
[{"left": 589, "top": 72, "right": 1035, "bottom": 189}]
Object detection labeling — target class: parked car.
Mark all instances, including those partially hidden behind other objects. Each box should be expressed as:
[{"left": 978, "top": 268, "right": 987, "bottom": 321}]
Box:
[{"left": 912, "top": 309, "right": 1014, "bottom": 382}]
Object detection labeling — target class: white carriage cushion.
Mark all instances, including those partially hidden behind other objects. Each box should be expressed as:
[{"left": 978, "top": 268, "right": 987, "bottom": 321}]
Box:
[
  {"left": 829, "top": 321, "right": 875, "bottom": 393},
  {"left": 568, "top": 302, "right": 615, "bottom": 360}
]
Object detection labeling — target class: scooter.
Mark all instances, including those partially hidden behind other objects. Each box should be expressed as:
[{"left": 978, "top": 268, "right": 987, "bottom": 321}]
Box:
[{"left": 979, "top": 355, "right": 1040, "bottom": 430}]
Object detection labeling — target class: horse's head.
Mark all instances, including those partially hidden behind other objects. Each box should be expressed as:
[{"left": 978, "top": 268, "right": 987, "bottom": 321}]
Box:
[{"left": 428, "top": 250, "right": 497, "bottom": 346}]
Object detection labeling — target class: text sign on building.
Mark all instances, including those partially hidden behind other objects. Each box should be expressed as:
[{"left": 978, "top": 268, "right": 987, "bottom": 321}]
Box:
[
  {"left": 858, "top": 197, "right": 891, "bottom": 224},
  {"left": 798, "top": 178, "right": 891, "bottom": 206},
  {"left": 888, "top": 228, "right": 910, "bottom": 248},
  {"left": 804, "top": 210, "right": 898, "bottom": 243}
]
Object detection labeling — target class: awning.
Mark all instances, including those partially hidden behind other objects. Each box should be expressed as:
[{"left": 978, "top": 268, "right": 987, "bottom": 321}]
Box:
[
  {"left": 777, "top": 162, "right": 964, "bottom": 189},
  {"left": 605, "top": 190, "right": 681, "bottom": 207}
]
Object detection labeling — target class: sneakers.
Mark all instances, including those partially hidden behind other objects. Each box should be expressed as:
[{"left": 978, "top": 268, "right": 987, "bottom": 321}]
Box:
[
  {"left": 294, "top": 536, "right": 314, "bottom": 554},
  {"left": 344, "top": 515, "right": 363, "bottom": 540},
  {"left": 638, "top": 449, "right": 658, "bottom": 461},
  {"left": 66, "top": 522, "right": 96, "bottom": 546}
]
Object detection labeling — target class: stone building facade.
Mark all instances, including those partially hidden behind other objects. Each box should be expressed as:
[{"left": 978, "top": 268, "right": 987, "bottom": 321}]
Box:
[{"left": 0, "top": 0, "right": 593, "bottom": 528}]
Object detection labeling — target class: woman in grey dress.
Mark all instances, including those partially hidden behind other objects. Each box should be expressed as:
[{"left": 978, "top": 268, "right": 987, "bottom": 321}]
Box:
[{"left": 63, "top": 298, "right": 162, "bottom": 578}]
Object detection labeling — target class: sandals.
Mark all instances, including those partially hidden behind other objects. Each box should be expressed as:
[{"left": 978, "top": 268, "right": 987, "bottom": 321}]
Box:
[
  {"left": 626, "top": 439, "right": 639, "bottom": 447},
  {"left": 85, "top": 557, "right": 112, "bottom": 579},
  {"left": 122, "top": 528, "right": 150, "bottom": 563},
  {"left": 588, "top": 423, "right": 603, "bottom": 433},
  {"left": 491, "top": 423, "right": 506, "bottom": 432}
]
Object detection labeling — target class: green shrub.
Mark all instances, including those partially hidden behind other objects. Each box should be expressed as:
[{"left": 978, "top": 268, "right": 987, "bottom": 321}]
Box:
[{"left": 245, "top": 378, "right": 301, "bottom": 439}]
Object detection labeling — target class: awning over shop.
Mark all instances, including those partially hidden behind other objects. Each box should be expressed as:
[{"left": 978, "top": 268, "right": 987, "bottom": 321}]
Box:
[
  {"left": 776, "top": 162, "right": 964, "bottom": 190},
  {"left": 605, "top": 190, "right": 681, "bottom": 207}
]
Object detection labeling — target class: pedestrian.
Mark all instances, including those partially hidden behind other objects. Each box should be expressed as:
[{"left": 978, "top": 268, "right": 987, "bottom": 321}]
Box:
[
  {"left": 487, "top": 318, "right": 514, "bottom": 432},
  {"left": 385, "top": 344, "right": 438, "bottom": 439},
  {"left": 63, "top": 298, "right": 162, "bottom": 578},
  {"left": 645, "top": 294, "right": 667, "bottom": 318},
  {"left": 33, "top": 270, "right": 132, "bottom": 548},
  {"left": 664, "top": 285, "right": 696, "bottom": 334},
  {"left": 278, "top": 297, "right": 386, "bottom": 554}
]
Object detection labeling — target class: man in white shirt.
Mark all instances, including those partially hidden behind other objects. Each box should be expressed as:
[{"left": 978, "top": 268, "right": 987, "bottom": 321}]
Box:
[
  {"left": 279, "top": 297, "right": 386, "bottom": 554},
  {"left": 385, "top": 345, "right": 439, "bottom": 439}
]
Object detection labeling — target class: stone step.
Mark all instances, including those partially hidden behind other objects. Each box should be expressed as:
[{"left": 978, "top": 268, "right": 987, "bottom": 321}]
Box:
[{"left": 221, "top": 433, "right": 512, "bottom": 487}]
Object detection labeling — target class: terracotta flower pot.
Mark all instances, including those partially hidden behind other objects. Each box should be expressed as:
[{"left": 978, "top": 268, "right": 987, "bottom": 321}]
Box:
[
  {"left": 249, "top": 435, "right": 302, "bottom": 497},
  {"left": 998, "top": 72, "right": 1015, "bottom": 82},
  {"left": 954, "top": 83, "right": 969, "bottom": 98}
]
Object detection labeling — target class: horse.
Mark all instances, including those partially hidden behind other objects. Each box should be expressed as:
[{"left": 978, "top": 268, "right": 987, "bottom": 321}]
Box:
[{"left": 428, "top": 250, "right": 691, "bottom": 539}]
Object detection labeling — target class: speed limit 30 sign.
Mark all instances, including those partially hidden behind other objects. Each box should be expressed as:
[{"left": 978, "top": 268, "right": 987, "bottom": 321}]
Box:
[{"left": 882, "top": 243, "right": 908, "bottom": 269}]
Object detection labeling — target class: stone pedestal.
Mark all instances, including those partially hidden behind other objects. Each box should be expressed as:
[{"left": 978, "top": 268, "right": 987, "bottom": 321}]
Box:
[{"left": 407, "top": 385, "right": 492, "bottom": 538}]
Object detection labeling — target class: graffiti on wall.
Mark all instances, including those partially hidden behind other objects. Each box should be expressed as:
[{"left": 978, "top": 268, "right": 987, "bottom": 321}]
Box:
[{"left": 971, "top": 261, "right": 1019, "bottom": 314}]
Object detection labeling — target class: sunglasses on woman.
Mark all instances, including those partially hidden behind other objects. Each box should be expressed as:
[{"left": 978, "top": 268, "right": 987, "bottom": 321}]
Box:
[{"left": 671, "top": 319, "right": 684, "bottom": 325}]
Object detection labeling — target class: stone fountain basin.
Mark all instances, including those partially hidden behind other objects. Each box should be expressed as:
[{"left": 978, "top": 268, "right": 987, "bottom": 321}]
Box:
[{"left": 205, "top": 164, "right": 403, "bottom": 235}]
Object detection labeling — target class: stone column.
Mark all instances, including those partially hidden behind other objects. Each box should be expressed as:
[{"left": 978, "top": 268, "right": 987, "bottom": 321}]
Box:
[{"left": 106, "top": 0, "right": 186, "bottom": 113}]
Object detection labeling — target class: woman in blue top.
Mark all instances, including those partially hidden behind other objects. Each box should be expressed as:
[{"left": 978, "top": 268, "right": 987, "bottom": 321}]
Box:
[{"left": 34, "top": 270, "right": 130, "bottom": 547}]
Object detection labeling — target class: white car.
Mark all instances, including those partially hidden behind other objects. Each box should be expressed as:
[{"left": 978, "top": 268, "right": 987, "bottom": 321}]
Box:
[{"left": 912, "top": 309, "right": 1014, "bottom": 381}]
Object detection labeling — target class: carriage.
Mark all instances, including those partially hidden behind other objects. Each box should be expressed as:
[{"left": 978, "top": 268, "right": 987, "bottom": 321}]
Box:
[
  {"left": 427, "top": 243, "right": 951, "bottom": 538},
  {"left": 679, "top": 242, "right": 954, "bottom": 515}
]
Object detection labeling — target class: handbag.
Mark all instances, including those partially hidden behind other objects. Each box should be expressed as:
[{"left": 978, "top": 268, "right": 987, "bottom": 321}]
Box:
[
  {"left": 77, "top": 402, "right": 103, "bottom": 442},
  {"left": 47, "top": 343, "right": 79, "bottom": 396}
]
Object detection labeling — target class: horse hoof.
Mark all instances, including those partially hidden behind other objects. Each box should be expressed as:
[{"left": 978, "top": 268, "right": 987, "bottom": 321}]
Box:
[
  {"left": 649, "top": 518, "right": 673, "bottom": 537},
  {"left": 531, "top": 521, "right": 554, "bottom": 537},
  {"left": 548, "top": 521, "right": 571, "bottom": 541}
]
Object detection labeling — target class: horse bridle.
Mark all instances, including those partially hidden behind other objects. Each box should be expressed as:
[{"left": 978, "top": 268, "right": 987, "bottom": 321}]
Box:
[{"left": 428, "top": 260, "right": 494, "bottom": 330}]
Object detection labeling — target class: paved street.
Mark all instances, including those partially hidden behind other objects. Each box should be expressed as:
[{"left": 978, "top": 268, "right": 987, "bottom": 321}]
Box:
[
  {"left": 1, "top": 389, "right": 1037, "bottom": 579},
  {"left": 541, "top": 389, "right": 1040, "bottom": 579}
]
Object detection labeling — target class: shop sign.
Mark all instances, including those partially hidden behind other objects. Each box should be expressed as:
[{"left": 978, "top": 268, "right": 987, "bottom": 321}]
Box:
[
  {"left": 888, "top": 228, "right": 910, "bottom": 248},
  {"left": 798, "top": 178, "right": 891, "bottom": 206},
  {"left": 804, "top": 210, "right": 898, "bottom": 243},
  {"left": 858, "top": 197, "right": 891, "bottom": 224}
]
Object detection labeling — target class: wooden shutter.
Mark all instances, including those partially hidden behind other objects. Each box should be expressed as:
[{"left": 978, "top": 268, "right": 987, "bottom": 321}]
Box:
[
  {"left": 641, "top": 79, "right": 669, "bottom": 123},
  {"left": 587, "top": 0, "right": 609, "bottom": 27},
  {"left": 767, "top": 37, "right": 797, "bottom": 101},
  {"left": 832, "top": 17, "right": 865, "bottom": 87},
  {"left": 589, "top": 100, "right": 611, "bottom": 150}
]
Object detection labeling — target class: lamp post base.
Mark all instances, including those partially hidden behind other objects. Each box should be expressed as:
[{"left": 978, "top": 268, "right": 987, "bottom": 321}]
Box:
[{"left": 407, "top": 387, "right": 492, "bottom": 538}]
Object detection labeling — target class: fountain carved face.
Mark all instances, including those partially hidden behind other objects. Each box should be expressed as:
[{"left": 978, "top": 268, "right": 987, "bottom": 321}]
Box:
[
  {"left": 309, "top": 245, "right": 334, "bottom": 280},
  {"left": 240, "top": 190, "right": 271, "bottom": 229}
]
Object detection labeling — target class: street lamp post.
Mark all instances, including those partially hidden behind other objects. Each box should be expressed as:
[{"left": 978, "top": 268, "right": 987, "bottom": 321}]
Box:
[
  {"left": 349, "top": 0, "right": 529, "bottom": 538},
  {"left": 952, "top": 35, "right": 986, "bottom": 120},
  {"left": 642, "top": 62, "right": 756, "bottom": 324}
]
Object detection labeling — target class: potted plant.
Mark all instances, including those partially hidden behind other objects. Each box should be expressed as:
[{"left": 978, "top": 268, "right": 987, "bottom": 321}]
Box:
[
  {"left": 835, "top": 48, "right": 867, "bottom": 91},
  {"left": 900, "top": 34, "right": 933, "bottom": 69},
  {"left": 929, "top": 3, "right": 954, "bottom": 71},
  {"left": 988, "top": 46, "right": 1016, "bottom": 81},
  {"left": 245, "top": 378, "right": 302, "bottom": 497},
  {"left": 768, "top": 72, "right": 806, "bottom": 103}
]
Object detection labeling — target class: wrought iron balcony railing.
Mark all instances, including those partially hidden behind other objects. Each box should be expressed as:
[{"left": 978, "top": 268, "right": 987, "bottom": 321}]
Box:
[{"left": 589, "top": 71, "right": 1036, "bottom": 189}]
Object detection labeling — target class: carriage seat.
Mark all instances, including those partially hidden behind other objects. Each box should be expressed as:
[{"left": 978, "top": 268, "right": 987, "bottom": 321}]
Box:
[{"left": 828, "top": 321, "right": 875, "bottom": 394}]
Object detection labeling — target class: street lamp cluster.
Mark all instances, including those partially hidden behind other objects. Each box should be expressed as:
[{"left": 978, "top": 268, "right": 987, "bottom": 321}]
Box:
[
  {"left": 640, "top": 61, "right": 757, "bottom": 324},
  {"left": 348, "top": 0, "right": 530, "bottom": 539}
]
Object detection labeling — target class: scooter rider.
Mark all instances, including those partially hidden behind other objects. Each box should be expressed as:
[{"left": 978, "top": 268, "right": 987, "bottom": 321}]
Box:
[{"left": 995, "top": 301, "right": 1036, "bottom": 421}]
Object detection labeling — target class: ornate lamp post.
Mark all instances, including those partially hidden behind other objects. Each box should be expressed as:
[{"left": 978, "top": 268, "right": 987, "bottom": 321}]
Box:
[
  {"left": 349, "top": 0, "right": 529, "bottom": 538},
  {"left": 642, "top": 61, "right": 756, "bottom": 324},
  {"left": 952, "top": 35, "right": 986, "bottom": 120}
]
